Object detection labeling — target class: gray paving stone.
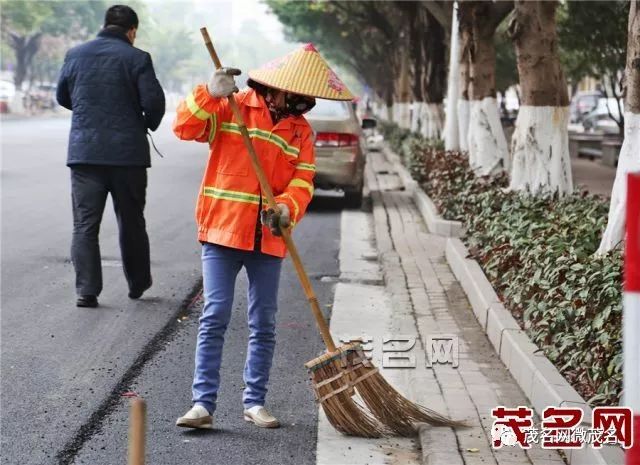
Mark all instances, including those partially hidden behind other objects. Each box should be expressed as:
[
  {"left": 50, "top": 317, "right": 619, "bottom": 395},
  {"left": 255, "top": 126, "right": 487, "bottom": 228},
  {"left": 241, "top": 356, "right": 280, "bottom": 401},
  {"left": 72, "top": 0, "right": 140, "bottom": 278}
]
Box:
[{"left": 366, "top": 162, "right": 566, "bottom": 465}]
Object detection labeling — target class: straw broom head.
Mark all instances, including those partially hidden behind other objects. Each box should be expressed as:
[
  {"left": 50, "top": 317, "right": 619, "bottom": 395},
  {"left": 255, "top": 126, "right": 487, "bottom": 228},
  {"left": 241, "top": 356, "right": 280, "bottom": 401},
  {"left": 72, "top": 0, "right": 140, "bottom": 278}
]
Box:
[
  {"left": 306, "top": 343, "right": 467, "bottom": 437},
  {"left": 305, "top": 346, "right": 389, "bottom": 437}
]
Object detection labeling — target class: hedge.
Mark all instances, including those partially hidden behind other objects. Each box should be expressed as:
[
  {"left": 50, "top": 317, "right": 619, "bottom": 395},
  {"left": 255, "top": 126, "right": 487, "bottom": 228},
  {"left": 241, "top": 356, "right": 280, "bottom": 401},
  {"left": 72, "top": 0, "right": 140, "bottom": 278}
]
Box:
[{"left": 379, "top": 121, "right": 622, "bottom": 406}]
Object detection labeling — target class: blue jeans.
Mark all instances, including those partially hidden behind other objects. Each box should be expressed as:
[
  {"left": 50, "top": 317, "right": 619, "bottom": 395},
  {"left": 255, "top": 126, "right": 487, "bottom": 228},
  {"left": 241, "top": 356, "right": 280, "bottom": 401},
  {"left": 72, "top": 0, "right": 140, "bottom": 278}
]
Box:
[{"left": 192, "top": 243, "right": 283, "bottom": 414}]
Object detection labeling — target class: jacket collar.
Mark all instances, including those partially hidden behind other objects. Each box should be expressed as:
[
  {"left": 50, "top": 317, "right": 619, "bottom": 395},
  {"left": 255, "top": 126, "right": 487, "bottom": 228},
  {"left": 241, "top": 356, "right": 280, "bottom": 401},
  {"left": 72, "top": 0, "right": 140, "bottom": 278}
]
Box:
[
  {"left": 97, "top": 28, "right": 132, "bottom": 46},
  {"left": 241, "top": 89, "right": 308, "bottom": 128}
]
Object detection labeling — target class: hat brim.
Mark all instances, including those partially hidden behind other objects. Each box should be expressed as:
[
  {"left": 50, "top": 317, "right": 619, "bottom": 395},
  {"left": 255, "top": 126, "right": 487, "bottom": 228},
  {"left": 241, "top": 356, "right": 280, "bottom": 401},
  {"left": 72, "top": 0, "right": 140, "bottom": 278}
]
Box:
[{"left": 247, "top": 74, "right": 354, "bottom": 101}]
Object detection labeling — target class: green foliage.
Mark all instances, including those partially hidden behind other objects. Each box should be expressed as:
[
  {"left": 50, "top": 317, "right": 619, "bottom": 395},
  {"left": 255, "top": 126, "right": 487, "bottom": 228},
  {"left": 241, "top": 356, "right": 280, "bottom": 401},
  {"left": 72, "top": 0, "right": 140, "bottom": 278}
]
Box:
[
  {"left": 378, "top": 120, "right": 443, "bottom": 181},
  {"left": 557, "top": 1, "right": 628, "bottom": 87},
  {"left": 266, "top": 1, "right": 409, "bottom": 101},
  {"left": 1, "top": 0, "right": 106, "bottom": 86},
  {"left": 1, "top": 0, "right": 106, "bottom": 39},
  {"left": 385, "top": 122, "right": 623, "bottom": 406}
]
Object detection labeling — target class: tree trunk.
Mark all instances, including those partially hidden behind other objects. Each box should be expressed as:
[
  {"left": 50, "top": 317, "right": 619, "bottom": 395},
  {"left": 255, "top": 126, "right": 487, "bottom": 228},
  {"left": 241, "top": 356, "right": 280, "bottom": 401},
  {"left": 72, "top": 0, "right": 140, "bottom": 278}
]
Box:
[
  {"left": 421, "top": 103, "right": 445, "bottom": 139},
  {"left": 444, "top": 2, "right": 461, "bottom": 150},
  {"left": 464, "top": 2, "right": 510, "bottom": 175},
  {"left": 10, "top": 33, "right": 42, "bottom": 89},
  {"left": 395, "top": 47, "right": 412, "bottom": 129},
  {"left": 385, "top": 85, "right": 394, "bottom": 122},
  {"left": 422, "top": 9, "right": 446, "bottom": 140},
  {"left": 508, "top": 1, "right": 573, "bottom": 195},
  {"left": 597, "top": 0, "right": 640, "bottom": 254},
  {"left": 458, "top": 6, "right": 472, "bottom": 152},
  {"left": 409, "top": 4, "right": 425, "bottom": 134}
]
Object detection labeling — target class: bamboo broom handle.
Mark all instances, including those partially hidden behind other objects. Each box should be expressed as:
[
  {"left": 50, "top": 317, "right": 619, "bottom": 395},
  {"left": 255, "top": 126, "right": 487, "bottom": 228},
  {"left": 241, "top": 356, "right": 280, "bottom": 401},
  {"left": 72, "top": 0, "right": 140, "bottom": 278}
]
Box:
[
  {"left": 128, "top": 398, "right": 146, "bottom": 465},
  {"left": 200, "top": 28, "right": 337, "bottom": 352}
]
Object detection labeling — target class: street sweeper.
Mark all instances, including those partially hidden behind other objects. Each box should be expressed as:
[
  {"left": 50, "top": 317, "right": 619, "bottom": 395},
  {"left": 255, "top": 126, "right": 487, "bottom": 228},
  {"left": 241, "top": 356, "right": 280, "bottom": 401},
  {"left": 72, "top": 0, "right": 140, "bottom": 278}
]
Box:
[{"left": 172, "top": 43, "right": 354, "bottom": 429}]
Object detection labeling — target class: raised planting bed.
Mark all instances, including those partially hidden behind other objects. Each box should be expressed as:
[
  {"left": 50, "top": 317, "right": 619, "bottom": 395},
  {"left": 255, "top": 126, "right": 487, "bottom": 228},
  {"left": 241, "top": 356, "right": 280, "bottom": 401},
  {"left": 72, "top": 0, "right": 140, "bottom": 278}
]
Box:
[{"left": 379, "top": 121, "right": 622, "bottom": 409}]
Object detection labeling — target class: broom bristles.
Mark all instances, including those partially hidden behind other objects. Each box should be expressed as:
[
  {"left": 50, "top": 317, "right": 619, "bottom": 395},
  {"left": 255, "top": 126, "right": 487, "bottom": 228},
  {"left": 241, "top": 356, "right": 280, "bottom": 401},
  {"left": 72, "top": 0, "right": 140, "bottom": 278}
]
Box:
[
  {"left": 306, "top": 347, "right": 388, "bottom": 437},
  {"left": 353, "top": 365, "right": 469, "bottom": 435},
  {"left": 306, "top": 343, "right": 467, "bottom": 438},
  {"left": 345, "top": 345, "right": 468, "bottom": 433}
]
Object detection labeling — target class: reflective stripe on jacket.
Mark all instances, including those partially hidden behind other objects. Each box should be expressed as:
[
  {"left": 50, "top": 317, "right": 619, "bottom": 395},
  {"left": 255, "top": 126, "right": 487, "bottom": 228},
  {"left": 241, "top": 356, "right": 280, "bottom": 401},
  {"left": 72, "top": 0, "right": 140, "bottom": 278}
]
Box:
[{"left": 173, "top": 86, "right": 315, "bottom": 258}]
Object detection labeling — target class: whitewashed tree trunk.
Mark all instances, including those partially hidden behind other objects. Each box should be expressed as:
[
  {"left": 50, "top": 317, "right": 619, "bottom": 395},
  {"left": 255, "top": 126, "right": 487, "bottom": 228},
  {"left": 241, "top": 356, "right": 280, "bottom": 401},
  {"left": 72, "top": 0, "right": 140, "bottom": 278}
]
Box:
[
  {"left": 467, "top": 97, "right": 509, "bottom": 175},
  {"left": 420, "top": 103, "right": 444, "bottom": 140},
  {"left": 458, "top": 99, "right": 470, "bottom": 151},
  {"left": 596, "top": 113, "right": 640, "bottom": 254},
  {"left": 509, "top": 1, "right": 571, "bottom": 195},
  {"left": 373, "top": 101, "right": 384, "bottom": 119},
  {"left": 508, "top": 106, "right": 573, "bottom": 195},
  {"left": 444, "top": 3, "right": 460, "bottom": 150},
  {"left": 410, "top": 101, "right": 422, "bottom": 133},
  {"left": 395, "top": 102, "right": 411, "bottom": 129},
  {"left": 596, "top": 0, "right": 640, "bottom": 254},
  {"left": 386, "top": 103, "right": 393, "bottom": 122}
]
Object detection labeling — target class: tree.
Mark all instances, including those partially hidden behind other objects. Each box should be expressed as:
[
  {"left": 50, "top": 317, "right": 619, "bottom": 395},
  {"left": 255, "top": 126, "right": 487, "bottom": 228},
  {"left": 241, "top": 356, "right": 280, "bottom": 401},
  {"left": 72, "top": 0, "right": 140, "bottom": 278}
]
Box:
[
  {"left": 0, "top": 1, "right": 106, "bottom": 88},
  {"left": 557, "top": 1, "right": 628, "bottom": 131},
  {"left": 28, "top": 35, "right": 70, "bottom": 86},
  {"left": 597, "top": 0, "right": 640, "bottom": 254},
  {"left": 267, "top": 0, "right": 447, "bottom": 133},
  {"left": 393, "top": 2, "right": 447, "bottom": 135},
  {"left": 459, "top": 1, "right": 513, "bottom": 175},
  {"left": 507, "top": 0, "right": 573, "bottom": 195},
  {"left": 444, "top": 2, "right": 460, "bottom": 150},
  {"left": 267, "top": 1, "right": 401, "bottom": 118}
]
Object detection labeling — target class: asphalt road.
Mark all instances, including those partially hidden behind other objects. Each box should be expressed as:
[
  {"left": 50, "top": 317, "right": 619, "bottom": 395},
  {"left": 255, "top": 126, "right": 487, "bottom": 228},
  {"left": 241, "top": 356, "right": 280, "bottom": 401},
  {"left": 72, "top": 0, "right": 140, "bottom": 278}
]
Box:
[{"left": 1, "top": 113, "right": 342, "bottom": 465}]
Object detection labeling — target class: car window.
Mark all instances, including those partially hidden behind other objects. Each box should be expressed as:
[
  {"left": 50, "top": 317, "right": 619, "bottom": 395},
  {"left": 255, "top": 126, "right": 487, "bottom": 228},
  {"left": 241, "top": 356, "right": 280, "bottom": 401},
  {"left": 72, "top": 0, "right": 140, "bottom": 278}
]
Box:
[{"left": 307, "top": 99, "right": 351, "bottom": 118}]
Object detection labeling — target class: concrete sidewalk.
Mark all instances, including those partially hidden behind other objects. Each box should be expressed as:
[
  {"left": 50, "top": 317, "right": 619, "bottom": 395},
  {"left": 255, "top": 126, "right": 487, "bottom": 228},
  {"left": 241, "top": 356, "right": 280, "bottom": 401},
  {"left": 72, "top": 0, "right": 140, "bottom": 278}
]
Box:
[{"left": 315, "top": 151, "right": 564, "bottom": 464}]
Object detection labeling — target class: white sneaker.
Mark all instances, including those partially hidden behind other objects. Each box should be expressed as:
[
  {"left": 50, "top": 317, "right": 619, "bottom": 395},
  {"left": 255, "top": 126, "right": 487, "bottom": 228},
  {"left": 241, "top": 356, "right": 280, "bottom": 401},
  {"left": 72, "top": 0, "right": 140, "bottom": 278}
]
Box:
[
  {"left": 176, "top": 404, "right": 213, "bottom": 429},
  {"left": 243, "top": 406, "right": 280, "bottom": 428}
]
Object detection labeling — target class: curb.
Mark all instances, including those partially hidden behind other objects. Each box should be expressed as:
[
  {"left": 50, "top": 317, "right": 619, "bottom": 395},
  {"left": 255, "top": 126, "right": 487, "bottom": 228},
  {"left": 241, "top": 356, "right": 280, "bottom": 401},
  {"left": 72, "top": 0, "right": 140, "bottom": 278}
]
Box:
[
  {"left": 382, "top": 144, "right": 464, "bottom": 238},
  {"left": 381, "top": 144, "right": 418, "bottom": 193},
  {"left": 446, "top": 237, "right": 623, "bottom": 465},
  {"left": 381, "top": 144, "right": 624, "bottom": 465}
]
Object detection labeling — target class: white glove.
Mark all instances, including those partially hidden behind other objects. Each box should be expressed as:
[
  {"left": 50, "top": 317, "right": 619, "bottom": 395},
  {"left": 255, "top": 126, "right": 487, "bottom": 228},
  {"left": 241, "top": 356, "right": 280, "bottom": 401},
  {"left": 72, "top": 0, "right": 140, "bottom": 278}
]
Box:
[
  {"left": 260, "top": 203, "right": 291, "bottom": 236},
  {"left": 207, "top": 67, "right": 241, "bottom": 98}
]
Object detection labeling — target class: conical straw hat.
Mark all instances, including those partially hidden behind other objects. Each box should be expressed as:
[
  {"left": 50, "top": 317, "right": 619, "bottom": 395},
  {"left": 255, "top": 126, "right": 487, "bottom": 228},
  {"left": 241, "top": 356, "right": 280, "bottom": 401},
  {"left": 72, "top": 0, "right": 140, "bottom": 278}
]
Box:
[{"left": 248, "top": 44, "right": 354, "bottom": 101}]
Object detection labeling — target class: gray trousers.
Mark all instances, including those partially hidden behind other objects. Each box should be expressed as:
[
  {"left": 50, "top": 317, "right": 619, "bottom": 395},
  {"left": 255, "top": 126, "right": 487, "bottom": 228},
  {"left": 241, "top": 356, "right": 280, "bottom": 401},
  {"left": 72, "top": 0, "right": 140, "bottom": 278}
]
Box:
[{"left": 70, "top": 165, "right": 151, "bottom": 296}]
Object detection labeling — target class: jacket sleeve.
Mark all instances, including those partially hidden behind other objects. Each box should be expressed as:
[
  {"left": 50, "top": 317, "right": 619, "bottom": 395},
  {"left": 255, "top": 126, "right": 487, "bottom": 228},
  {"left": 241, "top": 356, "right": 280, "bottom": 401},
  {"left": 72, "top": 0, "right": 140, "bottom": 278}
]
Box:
[
  {"left": 275, "top": 130, "right": 316, "bottom": 226},
  {"left": 137, "top": 53, "right": 165, "bottom": 131},
  {"left": 56, "top": 58, "right": 72, "bottom": 110},
  {"left": 172, "top": 84, "right": 232, "bottom": 143}
]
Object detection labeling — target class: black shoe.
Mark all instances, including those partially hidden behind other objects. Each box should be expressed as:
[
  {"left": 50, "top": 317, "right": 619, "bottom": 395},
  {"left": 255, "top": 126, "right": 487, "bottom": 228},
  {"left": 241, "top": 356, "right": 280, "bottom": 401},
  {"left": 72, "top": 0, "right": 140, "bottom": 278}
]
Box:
[
  {"left": 128, "top": 286, "right": 150, "bottom": 300},
  {"left": 77, "top": 295, "right": 98, "bottom": 308}
]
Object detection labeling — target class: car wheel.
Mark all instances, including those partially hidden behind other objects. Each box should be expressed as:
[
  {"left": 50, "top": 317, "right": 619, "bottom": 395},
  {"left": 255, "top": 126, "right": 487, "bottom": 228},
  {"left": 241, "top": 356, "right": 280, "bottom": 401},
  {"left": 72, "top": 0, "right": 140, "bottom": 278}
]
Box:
[{"left": 344, "top": 185, "right": 363, "bottom": 209}]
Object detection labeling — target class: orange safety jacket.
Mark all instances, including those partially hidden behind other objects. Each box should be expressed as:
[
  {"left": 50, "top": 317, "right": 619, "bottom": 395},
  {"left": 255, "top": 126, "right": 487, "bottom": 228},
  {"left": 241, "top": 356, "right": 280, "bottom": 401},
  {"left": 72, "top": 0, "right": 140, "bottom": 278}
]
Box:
[{"left": 173, "top": 85, "right": 315, "bottom": 258}]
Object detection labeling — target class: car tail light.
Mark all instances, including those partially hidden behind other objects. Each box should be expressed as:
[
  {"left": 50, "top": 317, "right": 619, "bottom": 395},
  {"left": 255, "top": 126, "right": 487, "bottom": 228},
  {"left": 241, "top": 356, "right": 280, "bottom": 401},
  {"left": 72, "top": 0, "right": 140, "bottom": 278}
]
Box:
[{"left": 315, "top": 132, "right": 359, "bottom": 148}]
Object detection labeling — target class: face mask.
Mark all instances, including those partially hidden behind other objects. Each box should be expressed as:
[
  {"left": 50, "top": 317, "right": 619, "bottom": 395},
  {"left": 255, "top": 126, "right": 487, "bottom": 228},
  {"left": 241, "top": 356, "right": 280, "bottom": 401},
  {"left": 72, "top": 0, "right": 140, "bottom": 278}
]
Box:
[
  {"left": 265, "top": 92, "right": 287, "bottom": 121},
  {"left": 265, "top": 91, "right": 316, "bottom": 119},
  {"left": 285, "top": 94, "right": 316, "bottom": 116}
]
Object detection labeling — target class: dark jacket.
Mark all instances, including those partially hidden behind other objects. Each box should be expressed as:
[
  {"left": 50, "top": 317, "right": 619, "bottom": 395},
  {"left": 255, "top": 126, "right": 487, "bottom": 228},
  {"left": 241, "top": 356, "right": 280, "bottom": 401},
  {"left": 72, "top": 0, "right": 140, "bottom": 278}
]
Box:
[{"left": 57, "top": 29, "right": 165, "bottom": 167}]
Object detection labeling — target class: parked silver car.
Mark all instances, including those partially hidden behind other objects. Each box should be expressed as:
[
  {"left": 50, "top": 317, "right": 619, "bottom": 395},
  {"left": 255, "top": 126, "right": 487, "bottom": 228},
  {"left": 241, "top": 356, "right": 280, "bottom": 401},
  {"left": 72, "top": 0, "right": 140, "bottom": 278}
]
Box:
[
  {"left": 582, "top": 97, "right": 623, "bottom": 135},
  {"left": 305, "top": 99, "right": 375, "bottom": 207}
]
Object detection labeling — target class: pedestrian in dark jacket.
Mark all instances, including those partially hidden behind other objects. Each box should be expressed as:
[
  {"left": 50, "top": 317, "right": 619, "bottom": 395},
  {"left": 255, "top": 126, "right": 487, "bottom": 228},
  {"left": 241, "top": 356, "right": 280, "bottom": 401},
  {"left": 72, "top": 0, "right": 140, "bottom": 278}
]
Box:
[{"left": 56, "top": 4, "right": 165, "bottom": 308}]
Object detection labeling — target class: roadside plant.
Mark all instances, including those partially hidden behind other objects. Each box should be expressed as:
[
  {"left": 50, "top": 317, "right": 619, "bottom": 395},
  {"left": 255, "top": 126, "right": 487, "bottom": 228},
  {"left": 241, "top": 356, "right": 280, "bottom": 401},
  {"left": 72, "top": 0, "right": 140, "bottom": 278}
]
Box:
[{"left": 383, "top": 122, "right": 623, "bottom": 406}]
